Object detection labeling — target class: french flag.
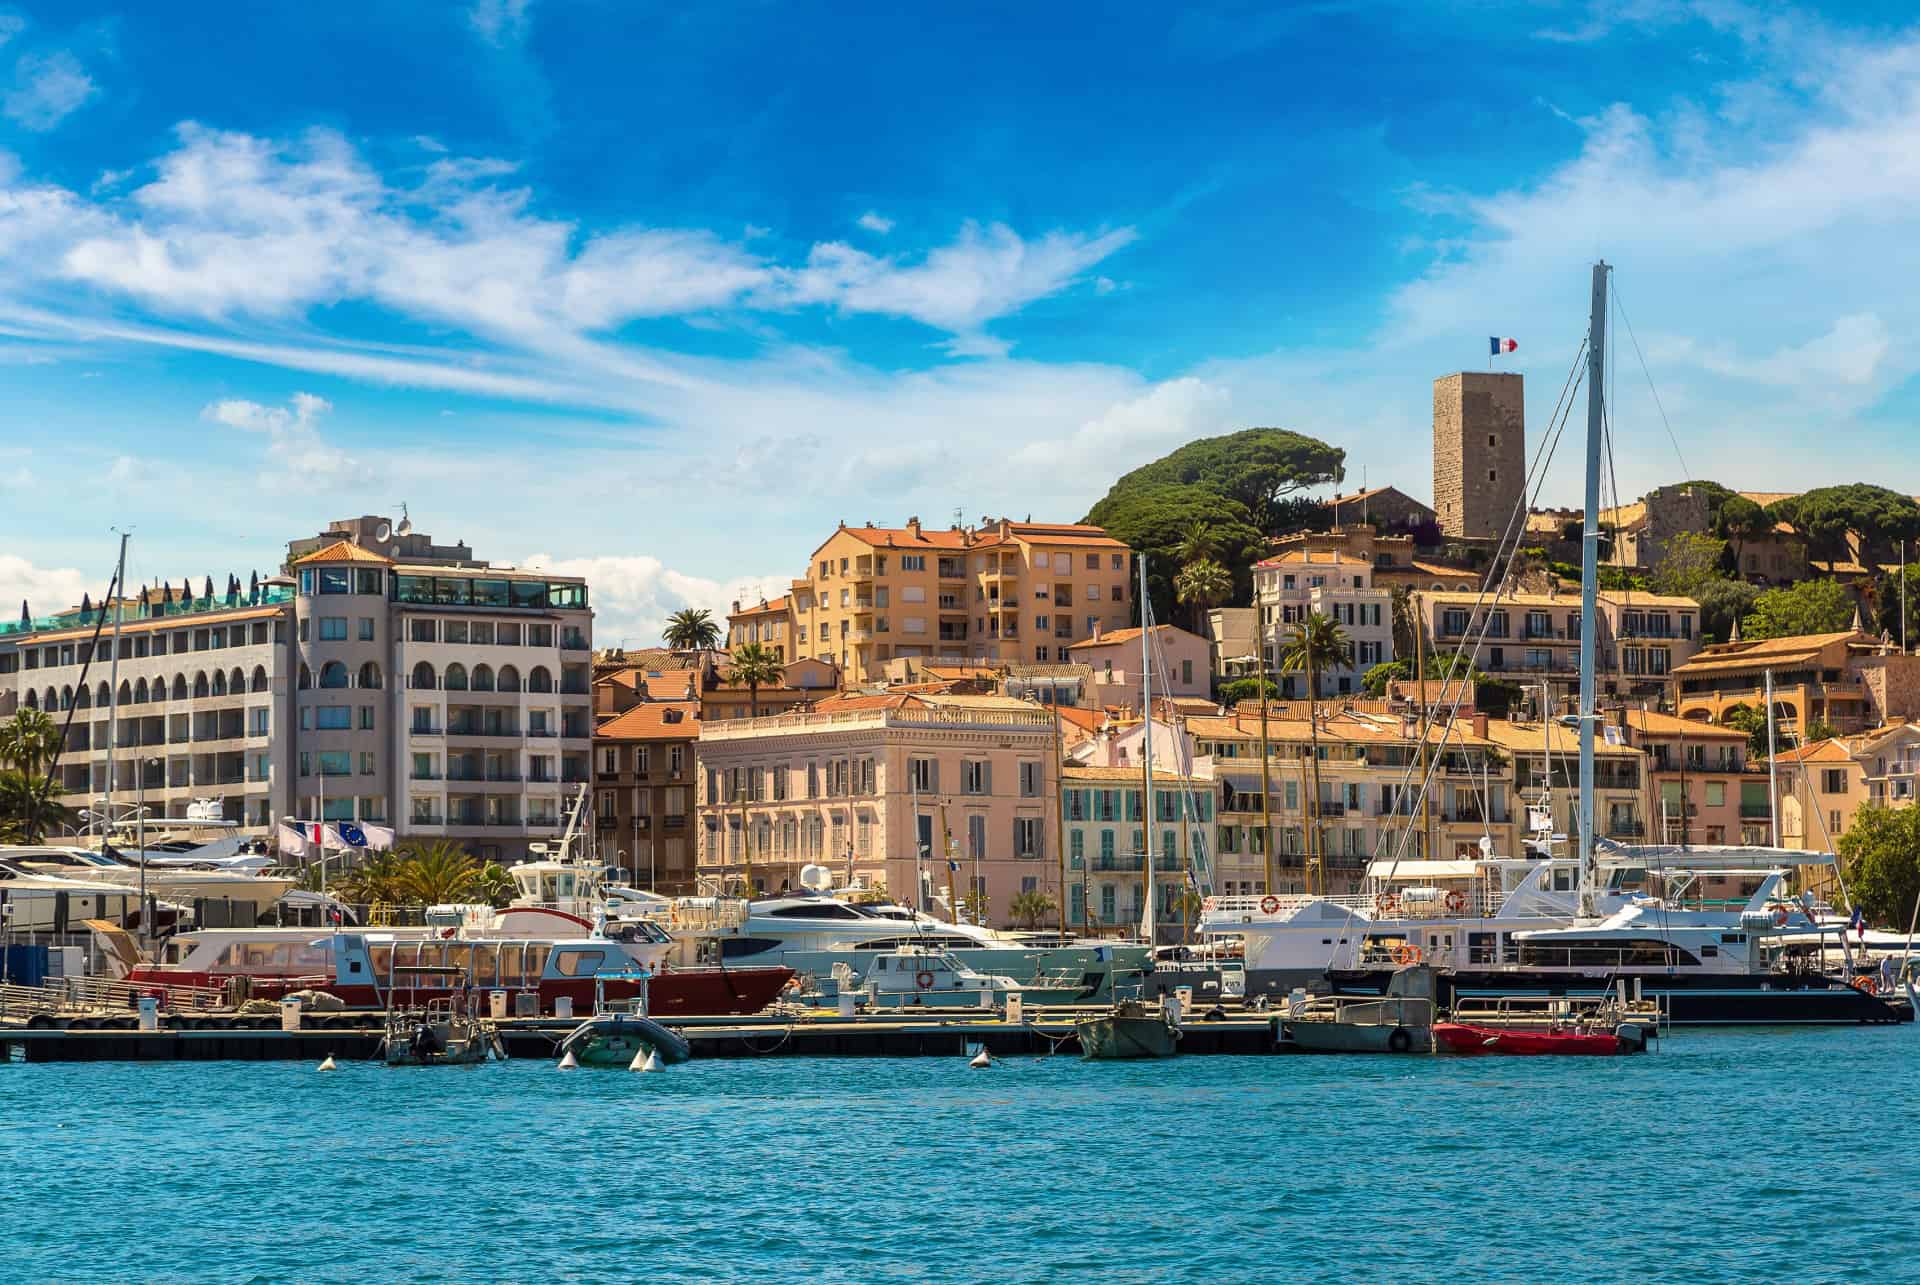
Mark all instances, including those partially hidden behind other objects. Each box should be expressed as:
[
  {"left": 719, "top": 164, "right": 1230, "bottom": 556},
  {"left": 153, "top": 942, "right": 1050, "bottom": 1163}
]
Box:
[
  {"left": 1490, "top": 337, "right": 1519, "bottom": 356},
  {"left": 1850, "top": 905, "right": 1866, "bottom": 942}
]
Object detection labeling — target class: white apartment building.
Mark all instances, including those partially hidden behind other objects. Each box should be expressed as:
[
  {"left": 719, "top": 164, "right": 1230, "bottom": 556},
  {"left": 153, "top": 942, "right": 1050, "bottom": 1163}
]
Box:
[{"left": 1252, "top": 550, "right": 1394, "bottom": 696}]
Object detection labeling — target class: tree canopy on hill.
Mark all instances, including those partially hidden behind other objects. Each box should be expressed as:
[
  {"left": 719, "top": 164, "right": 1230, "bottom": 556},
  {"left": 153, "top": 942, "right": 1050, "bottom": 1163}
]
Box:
[
  {"left": 1093, "top": 429, "right": 1345, "bottom": 535},
  {"left": 1767, "top": 484, "right": 1920, "bottom": 559},
  {"left": 1086, "top": 428, "right": 1344, "bottom": 622}
]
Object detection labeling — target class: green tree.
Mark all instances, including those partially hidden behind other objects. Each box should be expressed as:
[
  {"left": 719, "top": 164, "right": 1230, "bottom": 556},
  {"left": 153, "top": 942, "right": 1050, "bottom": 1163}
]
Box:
[
  {"left": 1172, "top": 521, "right": 1219, "bottom": 568},
  {"left": 1084, "top": 482, "right": 1267, "bottom": 625},
  {"left": 1280, "top": 612, "right": 1348, "bottom": 894},
  {"left": 663, "top": 607, "right": 722, "bottom": 652},
  {"left": 1217, "top": 676, "right": 1278, "bottom": 705},
  {"left": 1651, "top": 532, "right": 1729, "bottom": 598},
  {"left": 1713, "top": 495, "right": 1774, "bottom": 568},
  {"left": 1692, "top": 578, "right": 1761, "bottom": 643},
  {"left": 1742, "top": 578, "right": 1856, "bottom": 640},
  {"left": 1769, "top": 484, "right": 1920, "bottom": 561},
  {"left": 1171, "top": 885, "right": 1205, "bottom": 945},
  {"left": 1092, "top": 428, "right": 1345, "bottom": 535},
  {"left": 396, "top": 840, "right": 484, "bottom": 905},
  {"left": 1008, "top": 889, "right": 1056, "bottom": 930},
  {"left": 0, "top": 707, "right": 63, "bottom": 778},
  {"left": 474, "top": 861, "right": 517, "bottom": 908},
  {"left": 0, "top": 768, "right": 76, "bottom": 842},
  {"left": 725, "top": 642, "right": 785, "bottom": 718},
  {"left": 1836, "top": 803, "right": 1920, "bottom": 927},
  {"left": 1173, "top": 558, "right": 1232, "bottom": 634},
  {"left": 1875, "top": 563, "right": 1920, "bottom": 646}
]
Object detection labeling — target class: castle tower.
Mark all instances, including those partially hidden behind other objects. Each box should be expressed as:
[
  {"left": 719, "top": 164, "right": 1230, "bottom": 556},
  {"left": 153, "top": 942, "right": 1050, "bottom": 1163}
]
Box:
[{"left": 1433, "top": 372, "right": 1524, "bottom": 540}]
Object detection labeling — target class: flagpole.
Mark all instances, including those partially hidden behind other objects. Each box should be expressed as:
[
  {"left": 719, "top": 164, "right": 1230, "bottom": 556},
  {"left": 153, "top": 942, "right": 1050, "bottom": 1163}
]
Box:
[{"left": 318, "top": 770, "right": 328, "bottom": 893}]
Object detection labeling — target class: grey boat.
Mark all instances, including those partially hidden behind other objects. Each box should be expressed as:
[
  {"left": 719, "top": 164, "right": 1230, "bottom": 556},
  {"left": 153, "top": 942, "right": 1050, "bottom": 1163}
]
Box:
[
  {"left": 1075, "top": 997, "right": 1181, "bottom": 1060},
  {"left": 1279, "top": 965, "right": 1437, "bottom": 1054}
]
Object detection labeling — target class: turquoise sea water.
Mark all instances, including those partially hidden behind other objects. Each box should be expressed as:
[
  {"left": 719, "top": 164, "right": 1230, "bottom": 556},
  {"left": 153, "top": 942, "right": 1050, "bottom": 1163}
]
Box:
[{"left": 3, "top": 1027, "right": 1914, "bottom": 1283}]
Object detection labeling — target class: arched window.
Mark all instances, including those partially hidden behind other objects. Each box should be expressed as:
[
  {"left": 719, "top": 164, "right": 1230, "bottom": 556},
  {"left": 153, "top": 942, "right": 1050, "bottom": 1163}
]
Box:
[
  {"left": 411, "top": 661, "right": 437, "bottom": 691},
  {"left": 211, "top": 671, "right": 227, "bottom": 697},
  {"left": 60, "top": 686, "right": 73, "bottom": 711},
  {"left": 497, "top": 664, "right": 521, "bottom": 693},
  {"left": 172, "top": 675, "right": 187, "bottom": 701},
  {"left": 96, "top": 681, "right": 111, "bottom": 707},
  {"left": 444, "top": 663, "right": 469, "bottom": 691},
  {"left": 298, "top": 664, "right": 312, "bottom": 690},
  {"left": 251, "top": 666, "right": 269, "bottom": 693},
  {"left": 23, "top": 689, "right": 36, "bottom": 710},
  {"left": 471, "top": 664, "right": 494, "bottom": 692},
  {"left": 75, "top": 685, "right": 91, "bottom": 709},
  {"left": 359, "top": 661, "right": 382, "bottom": 690},
  {"left": 528, "top": 666, "right": 553, "bottom": 694},
  {"left": 319, "top": 660, "right": 349, "bottom": 689},
  {"left": 44, "top": 687, "right": 57, "bottom": 712},
  {"left": 230, "top": 667, "right": 246, "bottom": 695},
  {"left": 194, "top": 672, "right": 210, "bottom": 699},
  {"left": 134, "top": 678, "right": 148, "bottom": 703},
  {"left": 118, "top": 680, "right": 132, "bottom": 706}
]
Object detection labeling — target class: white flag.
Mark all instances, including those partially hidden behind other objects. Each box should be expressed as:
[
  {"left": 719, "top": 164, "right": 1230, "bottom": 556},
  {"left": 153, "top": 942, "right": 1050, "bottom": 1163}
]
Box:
[{"left": 277, "top": 821, "right": 311, "bottom": 859}]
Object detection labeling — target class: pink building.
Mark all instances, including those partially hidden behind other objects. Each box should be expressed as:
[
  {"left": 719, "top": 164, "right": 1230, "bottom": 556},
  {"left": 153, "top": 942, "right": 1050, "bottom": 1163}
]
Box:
[
  {"left": 695, "top": 692, "right": 1064, "bottom": 925},
  {"left": 1621, "top": 709, "right": 1763, "bottom": 846}
]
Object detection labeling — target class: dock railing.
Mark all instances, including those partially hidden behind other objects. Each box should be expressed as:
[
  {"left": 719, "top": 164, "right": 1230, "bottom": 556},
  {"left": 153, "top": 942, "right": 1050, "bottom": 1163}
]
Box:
[{"left": 0, "top": 975, "right": 227, "bottom": 1017}]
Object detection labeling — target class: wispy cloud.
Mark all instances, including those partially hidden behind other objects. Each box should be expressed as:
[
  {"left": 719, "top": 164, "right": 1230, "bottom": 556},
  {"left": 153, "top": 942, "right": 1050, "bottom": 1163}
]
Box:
[
  {"left": 4, "top": 49, "right": 93, "bottom": 130},
  {"left": 856, "top": 210, "right": 894, "bottom": 234},
  {"left": 468, "top": 0, "right": 533, "bottom": 46},
  {"left": 202, "top": 391, "right": 372, "bottom": 490}
]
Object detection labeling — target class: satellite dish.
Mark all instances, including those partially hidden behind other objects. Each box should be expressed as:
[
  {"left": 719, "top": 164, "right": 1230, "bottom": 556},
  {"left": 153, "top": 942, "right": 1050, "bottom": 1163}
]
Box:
[
  {"left": 799, "top": 863, "right": 833, "bottom": 892},
  {"left": 395, "top": 503, "right": 413, "bottom": 537},
  {"left": 373, "top": 521, "right": 392, "bottom": 542}
]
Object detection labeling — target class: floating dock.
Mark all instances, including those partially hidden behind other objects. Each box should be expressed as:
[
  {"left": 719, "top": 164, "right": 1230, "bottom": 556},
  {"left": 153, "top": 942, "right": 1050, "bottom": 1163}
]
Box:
[{"left": 0, "top": 1008, "right": 1282, "bottom": 1063}]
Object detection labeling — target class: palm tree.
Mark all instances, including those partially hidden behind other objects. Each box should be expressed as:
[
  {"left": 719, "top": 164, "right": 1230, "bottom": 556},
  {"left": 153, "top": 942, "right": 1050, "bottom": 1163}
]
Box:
[
  {"left": 0, "top": 768, "right": 77, "bottom": 842},
  {"left": 474, "top": 861, "right": 516, "bottom": 908},
  {"left": 663, "top": 607, "right": 722, "bottom": 653},
  {"left": 1280, "top": 611, "right": 1350, "bottom": 895},
  {"left": 1009, "top": 889, "right": 1056, "bottom": 930},
  {"left": 726, "top": 643, "right": 785, "bottom": 718},
  {"left": 1173, "top": 520, "right": 1219, "bottom": 569},
  {"left": 396, "top": 841, "right": 484, "bottom": 905},
  {"left": 1171, "top": 885, "right": 1205, "bottom": 945},
  {"left": 1174, "top": 558, "right": 1232, "bottom": 635},
  {"left": 1388, "top": 585, "right": 1417, "bottom": 661},
  {"left": 0, "top": 708, "right": 63, "bottom": 778}
]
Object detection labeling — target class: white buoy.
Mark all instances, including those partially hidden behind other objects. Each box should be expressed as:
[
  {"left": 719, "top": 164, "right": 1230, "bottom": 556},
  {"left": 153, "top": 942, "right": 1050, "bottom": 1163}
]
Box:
[
  {"left": 628, "top": 1046, "right": 648, "bottom": 1072},
  {"left": 641, "top": 1048, "right": 663, "bottom": 1073},
  {"left": 558, "top": 1049, "right": 579, "bottom": 1070},
  {"left": 317, "top": 1054, "right": 337, "bottom": 1072},
  {"left": 969, "top": 1047, "right": 992, "bottom": 1069}
]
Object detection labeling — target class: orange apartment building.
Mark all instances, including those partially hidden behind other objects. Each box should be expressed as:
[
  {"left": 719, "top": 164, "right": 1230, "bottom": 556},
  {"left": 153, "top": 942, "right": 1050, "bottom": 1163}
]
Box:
[
  {"left": 1669, "top": 629, "right": 1920, "bottom": 735},
  {"left": 1619, "top": 709, "right": 1765, "bottom": 846},
  {"left": 740, "top": 517, "right": 1134, "bottom": 684}
]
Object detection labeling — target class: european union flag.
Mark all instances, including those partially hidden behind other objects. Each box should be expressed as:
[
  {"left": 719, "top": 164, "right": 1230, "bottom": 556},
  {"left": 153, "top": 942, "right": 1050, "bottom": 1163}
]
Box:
[{"left": 337, "top": 822, "right": 368, "bottom": 848}]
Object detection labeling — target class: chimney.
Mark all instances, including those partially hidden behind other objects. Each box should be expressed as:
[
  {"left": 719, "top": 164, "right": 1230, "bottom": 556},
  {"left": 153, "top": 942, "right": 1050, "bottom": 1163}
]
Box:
[
  {"left": 1471, "top": 712, "right": 1488, "bottom": 739},
  {"left": 1092, "top": 621, "right": 1103, "bottom": 641},
  {"left": 906, "top": 516, "right": 921, "bottom": 538}
]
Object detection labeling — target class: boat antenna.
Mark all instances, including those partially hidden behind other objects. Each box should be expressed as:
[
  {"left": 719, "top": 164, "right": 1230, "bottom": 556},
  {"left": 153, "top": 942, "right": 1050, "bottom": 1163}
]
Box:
[{"left": 1577, "top": 261, "right": 1609, "bottom": 919}]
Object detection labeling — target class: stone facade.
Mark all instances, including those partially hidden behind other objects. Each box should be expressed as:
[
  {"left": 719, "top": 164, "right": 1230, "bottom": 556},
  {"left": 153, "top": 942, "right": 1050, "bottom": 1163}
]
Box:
[{"left": 1433, "top": 372, "right": 1525, "bottom": 540}]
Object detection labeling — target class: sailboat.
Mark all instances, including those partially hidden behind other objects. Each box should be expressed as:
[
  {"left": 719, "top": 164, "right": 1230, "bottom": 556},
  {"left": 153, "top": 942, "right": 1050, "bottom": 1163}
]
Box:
[{"left": 1076, "top": 554, "right": 1183, "bottom": 1059}]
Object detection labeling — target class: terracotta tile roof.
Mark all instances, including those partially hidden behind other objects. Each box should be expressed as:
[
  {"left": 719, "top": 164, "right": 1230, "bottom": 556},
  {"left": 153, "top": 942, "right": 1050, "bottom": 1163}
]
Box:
[
  {"left": 1478, "top": 718, "right": 1640, "bottom": 756},
  {"left": 731, "top": 596, "right": 790, "bottom": 618},
  {"left": 1622, "top": 709, "right": 1747, "bottom": 740},
  {"left": 1256, "top": 551, "right": 1373, "bottom": 569},
  {"left": 821, "top": 519, "right": 1124, "bottom": 554},
  {"left": 1670, "top": 631, "right": 1866, "bottom": 676},
  {"left": 1773, "top": 738, "right": 1853, "bottom": 765},
  {"left": 1068, "top": 624, "right": 1194, "bottom": 650},
  {"left": 291, "top": 539, "right": 394, "bottom": 565},
  {"left": 1063, "top": 765, "right": 1211, "bottom": 784},
  {"left": 1417, "top": 588, "right": 1701, "bottom": 609},
  {"left": 597, "top": 700, "right": 701, "bottom": 741}
]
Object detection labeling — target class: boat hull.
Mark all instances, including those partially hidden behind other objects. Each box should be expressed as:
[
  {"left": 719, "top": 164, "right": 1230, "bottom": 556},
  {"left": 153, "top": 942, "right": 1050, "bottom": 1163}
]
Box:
[
  {"left": 1282, "top": 1020, "right": 1432, "bottom": 1054},
  {"left": 1075, "top": 1015, "right": 1180, "bottom": 1060},
  {"left": 559, "top": 1013, "right": 692, "bottom": 1066},
  {"left": 1433, "top": 1022, "right": 1624, "bottom": 1056},
  {"left": 1329, "top": 969, "right": 1909, "bottom": 1026}
]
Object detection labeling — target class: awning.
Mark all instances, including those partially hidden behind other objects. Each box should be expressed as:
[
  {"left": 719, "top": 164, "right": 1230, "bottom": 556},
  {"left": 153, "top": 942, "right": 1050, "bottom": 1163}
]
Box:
[{"left": 1362, "top": 859, "right": 1490, "bottom": 880}]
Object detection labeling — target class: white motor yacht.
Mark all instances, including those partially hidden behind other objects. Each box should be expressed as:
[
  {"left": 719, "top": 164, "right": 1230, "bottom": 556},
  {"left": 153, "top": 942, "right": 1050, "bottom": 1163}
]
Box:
[{"left": 1, "top": 845, "right": 296, "bottom": 918}]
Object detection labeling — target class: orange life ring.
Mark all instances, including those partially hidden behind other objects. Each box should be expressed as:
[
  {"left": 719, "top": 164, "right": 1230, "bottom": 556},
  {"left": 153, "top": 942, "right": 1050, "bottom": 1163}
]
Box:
[
  {"left": 1260, "top": 895, "right": 1281, "bottom": 915},
  {"left": 1770, "top": 905, "right": 1790, "bottom": 928},
  {"left": 1202, "top": 896, "right": 1217, "bottom": 913},
  {"left": 1392, "top": 943, "right": 1423, "bottom": 966},
  {"left": 1444, "top": 890, "right": 1467, "bottom": 914},
  {"left": 441, "top": 926, "right": 456, "bottom": 940},
  {"left": 915, "top": 970, "right": 935, "bottom": 990},
  {"left": 1853, "top": 974, "right": 1879, "bottom": 995},
  {"left": 1375, "top": 892, "right": 1400, "bottom": 916}
]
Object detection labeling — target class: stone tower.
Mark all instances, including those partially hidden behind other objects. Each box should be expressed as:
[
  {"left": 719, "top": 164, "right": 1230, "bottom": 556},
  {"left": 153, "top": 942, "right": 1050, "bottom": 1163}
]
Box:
[{"left": 1433, "top": 372, "right": 1525, "bottom": 539}]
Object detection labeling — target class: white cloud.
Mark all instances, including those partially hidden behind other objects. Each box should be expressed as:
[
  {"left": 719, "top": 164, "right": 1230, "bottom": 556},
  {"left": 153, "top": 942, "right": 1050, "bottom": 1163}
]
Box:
[
  {"left": 1009, "top": 377, "right": 1234, "bottom": 479},
  {"left": 856, "top": 210, "right": 894, "bottom": 234},
  {"left": 4, "top": 50, "right": 94, "bottom": 131},
  {"left": 468, "top": 0, "right": 533, "bottom": 46},
  {"left": 520, "top": 552, "right": 786, "bottom": 650},
  {"left": 0, "top": 16, "right": 24, "bottom": 49},
  {"left": 202, "top": 391, "right": 372, "bottom": 490},
  {"left": 0, "top": 553, "right": 87, "bottom": 619}
]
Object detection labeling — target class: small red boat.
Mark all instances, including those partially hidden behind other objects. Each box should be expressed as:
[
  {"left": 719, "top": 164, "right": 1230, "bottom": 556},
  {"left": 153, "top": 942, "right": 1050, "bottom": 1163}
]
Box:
[{"left": 1432, "top": 1021, "right": 1627, "bottom": 1056}]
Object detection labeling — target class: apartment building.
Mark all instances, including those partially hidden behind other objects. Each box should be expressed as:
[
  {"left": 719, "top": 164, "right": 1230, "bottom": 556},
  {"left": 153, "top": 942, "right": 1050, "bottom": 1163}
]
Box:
[
  {"left": 1414, "top": 588, "right": 1702, "bottom": 699},
  {"left": 1774, "top": 738, "right": 1868, "bottom": 853},
  {"left": 1067, "top": 624, "right": 1210, "bottom": 708},
  {"left": 695, "top": 693, "right": 1059, "bottom": 920},
  {"left": 1668, "top": 628, "right": 1920, "bottom": 734},
  {"left": 1619, "top": 709, "right": 1763, "bottom": 845},
  {"left": 725, "top": 596, "right": 792, "bottom": 661},
  {"left": 761, "top": 516, "right": 1132, "bottom": 683},
  {"left": 1187, "top": 708, "right": 1518, "bottom": 894},
  {"left": 593, "top": 700, "right": 700, "bottom": 892},
  {"left": 1264, "top": 525, "right": 1478, "bottom": 595},
  {"left": 1062, "top": 765, "right": 1214, "bottom": 936},
  {"left": 1253, "top": 550, "right": 1394, "bottom": 696},
  {"left": 1481, "top": 715, "right": 1647, "bottom": 845},
  {"left": 0, "top": 515, "right": 594, "bottom": 861}
]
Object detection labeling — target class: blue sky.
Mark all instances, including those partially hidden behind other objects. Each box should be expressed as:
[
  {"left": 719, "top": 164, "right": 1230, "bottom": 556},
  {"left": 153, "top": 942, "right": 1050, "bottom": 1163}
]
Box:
[{"left": 4, "top": 0, "right": 1920, "bottom": 645}]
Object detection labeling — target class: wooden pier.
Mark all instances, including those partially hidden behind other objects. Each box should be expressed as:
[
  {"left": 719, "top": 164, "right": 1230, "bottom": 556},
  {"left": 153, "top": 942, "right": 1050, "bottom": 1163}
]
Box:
[{"left": 0, "top": 1007, "right": 1283, "bottom": 1063}]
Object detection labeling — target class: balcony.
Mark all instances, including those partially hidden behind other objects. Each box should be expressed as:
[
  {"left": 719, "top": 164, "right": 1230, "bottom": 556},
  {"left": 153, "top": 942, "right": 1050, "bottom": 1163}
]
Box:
[
  {"left": 1739, "top": 803, "right": 1772, "bottom": 820},
  {"left": 410, "top": 723, "right": 443, "bottom": 737}
]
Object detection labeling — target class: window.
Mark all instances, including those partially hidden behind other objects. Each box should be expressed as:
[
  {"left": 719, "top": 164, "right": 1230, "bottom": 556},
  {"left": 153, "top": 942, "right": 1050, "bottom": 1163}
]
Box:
[
  {"left": 359, "top": 705, "right": 375, "bottom": 730},
  {"left": 249, "top": 707, "right": 270, "bottom": 736},
  {"left": 316, "top": 616, "right": 349, "bottom": 641},
  {"left": 962, "top": 760, "right": 988, "bottom": 795},
  {"left": 900, "top": 555, "right": 926, "bottom": 572},
  {"left": 316, "top": 706, "right": 351, "bottom": 730},
  {"left": 669, "top": 746, "right": 683, "bottom": 775},
  {"left": 359, "top": 752, "right": 375, "bottom": 775},
  {"left": 359, "top": 618, "right": 375, "bottom": 641},
  {"left": 410, "top": 618, "right": 437, "bottom": 643},
  {"left": 1019, "top": 760, "right": 1042, "bottom": 797},
  {"left": 318, "top": 567, "right": 350, "bottom": 595},
  {"left": 1706, "top": 781, "right": 1725, "bottom": 806},
  {"left": 602, "top": 748, "right": 620, "bottom": 774},
  {"left": 1085, "top": 553, "right": 1099, "bottom": 570},
  {"left": 318, "top": 750, "right": 351, "bottom": 776},
  {"left": 1015, "top": 816, "right": 1041, "bottom": 858},
  {"left": 1822, "top": 769, "right": 1848, "bottom": 794},
  {"left": 444, "top": 620, "right": 469, "bottom": 645},
  {"left": 908, "top": 757, "right": 936, "bottom": 791}
]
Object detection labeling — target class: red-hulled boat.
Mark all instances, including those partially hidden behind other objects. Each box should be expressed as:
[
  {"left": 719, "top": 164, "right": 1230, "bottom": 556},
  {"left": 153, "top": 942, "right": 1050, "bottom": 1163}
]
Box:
[
  {"left": 1432, "top": 1022, "right": 1630, "bottom": 1056},
  {"left": 125, "top": 929, "right": 792, "bottom": 1017}
]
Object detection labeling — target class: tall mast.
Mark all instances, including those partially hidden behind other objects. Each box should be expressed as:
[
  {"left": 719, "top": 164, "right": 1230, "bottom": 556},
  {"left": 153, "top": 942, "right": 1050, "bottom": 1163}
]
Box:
[
  {"left": 1140, "top": 552, "right": 1156, "bottom": 945},
  {"left": 1577, "top": 260, "right": 1608, "bottom": 918},
  {"left": 103, "top": 531, "right": 129, "bottom": 822}
]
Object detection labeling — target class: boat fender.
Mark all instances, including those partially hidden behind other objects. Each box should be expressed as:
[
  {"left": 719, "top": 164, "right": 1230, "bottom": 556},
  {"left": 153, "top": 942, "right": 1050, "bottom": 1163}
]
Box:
[
  {"left": 968, "top": 1047, "right": 992, "bottom": 1069},
  {"left": 915, "top": 970, "right": 935, "bottom": 991},
  {"left": 317, "top": 1054, "right": 337, "bottom": 1072},
  {"left": 1387, "top": 1027, "right": 1413, "bottom": 1054},
  {"left": 558, "top": 1050, "right": 579, "bottom": 1070},
  {"left": 629, "top": 1046, "right": 649, "bottom": 1072}
]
